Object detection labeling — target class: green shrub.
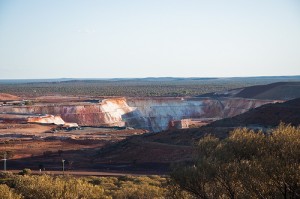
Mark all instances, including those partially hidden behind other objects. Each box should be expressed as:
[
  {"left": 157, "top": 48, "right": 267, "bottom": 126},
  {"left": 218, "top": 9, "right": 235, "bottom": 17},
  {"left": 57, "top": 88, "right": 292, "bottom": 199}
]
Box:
[
  {"left": 24, "top": 101, "right": 34, "bottom": 106},
  {"left": 18, "top": 168, "right": 32, "bottom": 176}
]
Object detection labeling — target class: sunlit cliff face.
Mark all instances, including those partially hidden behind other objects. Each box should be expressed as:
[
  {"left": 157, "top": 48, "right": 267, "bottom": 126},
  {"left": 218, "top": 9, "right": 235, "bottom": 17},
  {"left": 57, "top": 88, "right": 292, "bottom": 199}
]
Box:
[
  {"left": 27, "top": 115, "right": 65, "bottom": 125},
  {"left": 0, "top": 97, "right": 277, "bottom": 132}
]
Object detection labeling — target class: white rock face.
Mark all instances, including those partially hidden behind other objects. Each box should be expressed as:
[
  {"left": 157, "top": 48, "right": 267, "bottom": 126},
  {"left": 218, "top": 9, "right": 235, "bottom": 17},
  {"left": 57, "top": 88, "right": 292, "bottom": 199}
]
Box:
[
  {"left": 27, "top": 115, "right": 65, "bottom": 125},
  {"left": 123, "top": 98, "right": 277, "bottom": 132},
  {"left": 0, "top": 97, "right": 277, "bottom": 132},
  {"left": 124, "top": 98, "right": 205, "bottom": 132}
]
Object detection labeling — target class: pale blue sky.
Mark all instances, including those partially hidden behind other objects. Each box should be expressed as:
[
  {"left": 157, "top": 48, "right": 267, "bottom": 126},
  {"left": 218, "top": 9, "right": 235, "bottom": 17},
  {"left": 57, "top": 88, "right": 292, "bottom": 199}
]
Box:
[{"left": 0, "top": 0, "right": 300, "bottom": 79}]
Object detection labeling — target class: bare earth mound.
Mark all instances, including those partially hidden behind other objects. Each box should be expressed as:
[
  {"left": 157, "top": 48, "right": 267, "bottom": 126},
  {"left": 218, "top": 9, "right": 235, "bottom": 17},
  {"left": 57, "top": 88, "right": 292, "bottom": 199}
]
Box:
[{"left": 0, "top": 93, "right": 20, "bottom": 101}]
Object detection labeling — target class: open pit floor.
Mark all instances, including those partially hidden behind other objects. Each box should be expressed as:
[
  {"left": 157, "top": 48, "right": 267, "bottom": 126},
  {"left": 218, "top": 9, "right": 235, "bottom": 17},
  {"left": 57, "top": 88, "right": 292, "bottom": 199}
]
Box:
[{"left": 0, "top": 122, "right": 148, "bottom": 173}]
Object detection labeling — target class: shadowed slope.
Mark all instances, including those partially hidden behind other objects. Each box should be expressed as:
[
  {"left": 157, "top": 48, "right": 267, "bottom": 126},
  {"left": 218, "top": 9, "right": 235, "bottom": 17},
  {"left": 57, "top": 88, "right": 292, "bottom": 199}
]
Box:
[
  {"left": 200, "top": 82, "right": 300, "bottom": 100},
  {"left": 208, "top": 98, "right": 300, "bottom": 127},
  {"left": 235, "top": 82, "right": 300, "bottom": 100}
]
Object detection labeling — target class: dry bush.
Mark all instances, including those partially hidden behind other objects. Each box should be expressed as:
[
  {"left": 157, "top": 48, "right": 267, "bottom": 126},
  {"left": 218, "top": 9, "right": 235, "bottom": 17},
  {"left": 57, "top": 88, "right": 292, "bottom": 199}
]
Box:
[
  {"left": 12, "top": 175, "right": 109, "bottom": 199},
  {"left": 171, "top": 124, "right": 300, "bottom": 199},
  {"left": 86, "top": 175, "right": 167, "bottom": 199},
  {"left": 0, "top": 184, "right": 23, "bottom": 199}
]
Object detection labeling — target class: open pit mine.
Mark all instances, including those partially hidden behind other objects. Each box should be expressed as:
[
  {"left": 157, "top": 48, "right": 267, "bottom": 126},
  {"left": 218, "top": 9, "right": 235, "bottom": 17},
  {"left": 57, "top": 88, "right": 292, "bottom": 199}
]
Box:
[{"left": 0, "top": 97, "right": 277, "bottom": 132}]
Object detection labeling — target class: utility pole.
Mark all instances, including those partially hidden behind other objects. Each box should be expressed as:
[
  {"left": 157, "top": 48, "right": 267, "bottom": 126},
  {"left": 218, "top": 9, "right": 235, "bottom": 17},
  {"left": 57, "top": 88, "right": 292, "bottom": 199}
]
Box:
[
  {"left": 62, "top": 159, "right": 65, "bottom": 175},
  {"left": 3, "top": 152, "right": 7, "bottom": 171}
]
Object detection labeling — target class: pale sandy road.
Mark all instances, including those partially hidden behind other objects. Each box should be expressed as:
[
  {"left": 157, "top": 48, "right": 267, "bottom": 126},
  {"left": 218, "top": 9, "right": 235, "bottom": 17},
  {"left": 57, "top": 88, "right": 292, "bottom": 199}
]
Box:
[{"left": 8, "top": 170, "right": 159, "bottom": 177}]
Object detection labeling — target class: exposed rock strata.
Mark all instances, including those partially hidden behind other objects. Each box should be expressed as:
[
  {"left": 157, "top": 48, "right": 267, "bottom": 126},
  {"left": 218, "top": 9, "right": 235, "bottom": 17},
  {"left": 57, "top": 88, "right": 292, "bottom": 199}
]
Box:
[
  {"left": 27, "top": 115, "right": 65, "bottom": 125},
  {"left": 0, "top": 97, "right": 277, "bottom": 132}
]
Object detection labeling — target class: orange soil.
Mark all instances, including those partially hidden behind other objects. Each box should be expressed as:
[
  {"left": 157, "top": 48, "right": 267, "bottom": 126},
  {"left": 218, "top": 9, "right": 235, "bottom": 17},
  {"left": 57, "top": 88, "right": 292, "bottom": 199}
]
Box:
[{"left": 0, "top": 93, "right": 20, "bottom": 101}]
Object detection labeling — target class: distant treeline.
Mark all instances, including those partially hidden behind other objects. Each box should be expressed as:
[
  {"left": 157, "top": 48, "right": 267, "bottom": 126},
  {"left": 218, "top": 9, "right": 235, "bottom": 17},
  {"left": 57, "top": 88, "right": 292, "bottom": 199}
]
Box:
[{"left": 0, "top": 77, "right": 295, "bottom": 97}]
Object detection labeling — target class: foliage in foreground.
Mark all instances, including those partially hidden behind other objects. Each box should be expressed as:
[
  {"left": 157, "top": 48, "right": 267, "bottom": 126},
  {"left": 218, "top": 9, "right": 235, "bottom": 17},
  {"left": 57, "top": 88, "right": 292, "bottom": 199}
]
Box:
[
  {"left": 1, "top": 124, "right": 299, "bottom": 199},
  {"left": 0, "top": 184, "right": 23, "bottom": 199},
  {"left": 0, "top": 173, "right": 168, "bottom": 199},
  {"left": 171, "top": 124, "right": 300, "bottom": 199},
  {"left": 87, "top": 175, "right": 167, "bottom": 199},
  {"left": 12, "top": 175, "right": 107, "bottom": 199}
]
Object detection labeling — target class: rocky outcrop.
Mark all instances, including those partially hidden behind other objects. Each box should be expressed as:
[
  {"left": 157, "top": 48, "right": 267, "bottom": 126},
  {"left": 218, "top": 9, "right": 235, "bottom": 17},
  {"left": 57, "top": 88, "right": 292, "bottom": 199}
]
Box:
[
  {"left": 27, "top": 115, "right": 65, "bottom": 125},
  {"left": 0, "top": 97, "right": 277, "bottom": 132}
]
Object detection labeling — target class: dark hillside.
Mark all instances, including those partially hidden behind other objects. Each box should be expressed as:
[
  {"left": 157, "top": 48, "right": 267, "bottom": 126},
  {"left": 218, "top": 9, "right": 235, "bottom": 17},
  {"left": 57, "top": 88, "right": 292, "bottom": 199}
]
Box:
[
  {"left": 95, "top": 126, "right": 234, "bottom": 170},
  {"left": 199, "top": 82, "right": 300, "bottom": 100},
  {"left": 235, "top": 82, "right": 300, "bottom": 100},
  {"left": 208, "top": 98, "right": 300, "bottom": 127}
]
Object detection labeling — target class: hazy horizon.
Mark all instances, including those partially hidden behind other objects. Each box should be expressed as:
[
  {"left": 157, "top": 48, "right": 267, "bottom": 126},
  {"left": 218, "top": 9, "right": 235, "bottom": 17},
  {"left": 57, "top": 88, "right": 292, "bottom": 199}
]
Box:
[
  {"left": 0, "top": 75, "right": 300, "bottom": 82},
  {"left": 1, "top": 0, "right": 300, "bottom": 79}
]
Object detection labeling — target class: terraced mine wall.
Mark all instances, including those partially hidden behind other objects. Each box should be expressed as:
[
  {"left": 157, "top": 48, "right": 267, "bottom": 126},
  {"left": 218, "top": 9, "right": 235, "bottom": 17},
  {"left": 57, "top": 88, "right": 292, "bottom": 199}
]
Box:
[{"left": 0, "top": 97, "right": 276, "bottom": 132}]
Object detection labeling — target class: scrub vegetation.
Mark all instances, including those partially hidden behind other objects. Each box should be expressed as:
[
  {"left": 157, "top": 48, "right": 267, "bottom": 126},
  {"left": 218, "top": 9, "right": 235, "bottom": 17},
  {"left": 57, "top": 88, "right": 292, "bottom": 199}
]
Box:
[
  {"left": 0, "top": 173, "right": 167, "bottom": 199},
  {"left": 171, "top": 124, "right": 300, "bottom": 198},
  {"left": 0, "top": 124, "right": 299, "bottom": 198},
  {"left": 0, "top": 78, "right": 282, "bottom": 97}
]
